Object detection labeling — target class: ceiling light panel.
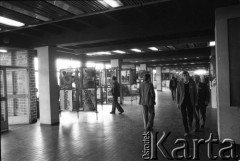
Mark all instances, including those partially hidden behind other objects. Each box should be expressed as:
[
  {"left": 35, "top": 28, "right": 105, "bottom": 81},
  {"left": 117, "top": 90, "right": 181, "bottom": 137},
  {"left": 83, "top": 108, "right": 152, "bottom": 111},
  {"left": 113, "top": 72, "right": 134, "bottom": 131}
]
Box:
[
  {"left": 0, "top": 49, "right": 7, "bottom": 53},
  {"left": 209, "top": 41, "right": 215, "bottom": 46},
  {"left": 86, "top": 51, "right": 111, "bottom": 56},
  {"left": 112, "top": 50, "right": 126, "bottom": 54},
  {"left": 148, "top": 47, "right": 158, "bottom": 51},
  {"left": 0, "top": 16, "right": 25, "bottom": 27},
  {"left": 99, "top": 0, "right": 123, "bottom": 8},
  {"left": 130, "top": 48, "right": 141, "bottom": 52}
]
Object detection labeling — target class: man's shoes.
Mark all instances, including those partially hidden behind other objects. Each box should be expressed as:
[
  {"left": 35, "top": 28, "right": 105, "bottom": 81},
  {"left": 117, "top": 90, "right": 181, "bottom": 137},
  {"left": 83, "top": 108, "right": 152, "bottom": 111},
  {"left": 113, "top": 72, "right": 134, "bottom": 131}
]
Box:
[
  {"left": 194, "top": 128, "right": 200, "bottom": 132},
  {"left": 147, "top": 127, "right": 153, "bottom": 132},
  {"left": 119, "top": 111, "right": 124, "bottom": 114},
  {"left": 189, "top": 126, "right": 192, "bottom": 132},
  {"left": 184, "top": 133, "right": 190, "bottom": 137},
  {"left": 110, "top": 112, "right": 115, "bottom": 114}
]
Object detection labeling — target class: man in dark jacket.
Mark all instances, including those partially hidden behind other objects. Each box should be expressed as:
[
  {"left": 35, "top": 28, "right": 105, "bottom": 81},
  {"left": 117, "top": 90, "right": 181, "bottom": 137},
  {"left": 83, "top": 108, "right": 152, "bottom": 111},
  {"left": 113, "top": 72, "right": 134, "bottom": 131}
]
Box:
[
  {"left": 110, "top": 76, "right": 124, "bottom": 114},
  {"left": 169, "top": 76, "right": 177, "bottom": 101},
  {"left": 177, "top": 71, "right": 199, "bottom": 137},
  {"left": 194, "top": 75, "right": 209, "bottom": 128},
  {"left": 139, "top": 73, "right": 156, "bottom": 131}
]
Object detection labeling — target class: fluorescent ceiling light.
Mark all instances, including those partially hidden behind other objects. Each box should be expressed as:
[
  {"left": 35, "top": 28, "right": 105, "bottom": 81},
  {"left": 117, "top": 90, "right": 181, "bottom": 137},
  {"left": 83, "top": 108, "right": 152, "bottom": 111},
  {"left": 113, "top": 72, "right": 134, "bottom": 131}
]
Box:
[
  {"left": 0, "top": 49, "right": 7, "bottom": 53},
  {"left": 131, "top": 48, "right": 141, "bottom": 53},
  {"left": 86, "top": 51, "right": 111, "bottom": 56},
  {"left": 184, "top": 58, "right": 188, "bottom": 59},
  {"left": 209, "top": 41, "right": 215, "bottom": 46},
  {"left": 112, "top": 50, "right": 125, "bottom": 54},
  {"left": 0, "top": 16, "right": 25, "bottom": 27},
  {"left": 100, "top": 0, "right": 123, "bottom": 8},
  {"left": 194, "top": 69, "right": 208, "bottom": 75},
  {"left": 148, "top": 47, "right": 158, "bottom": 51}
]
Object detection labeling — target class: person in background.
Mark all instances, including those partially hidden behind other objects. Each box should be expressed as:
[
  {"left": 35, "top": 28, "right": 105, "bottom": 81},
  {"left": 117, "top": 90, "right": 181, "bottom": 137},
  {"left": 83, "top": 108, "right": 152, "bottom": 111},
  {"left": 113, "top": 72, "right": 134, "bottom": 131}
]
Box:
[
  {"left": 110, "top": 76, "right": 124, "bottom": 114},
  {"left": 169, "top": 76, "right": 177, "bottom": 101},
  {"left": 177, "top": 71, "right": 199, "bottom": 137},
  {"left": 139, "top": 73, "right": 156, "bottom": 132},
  {"left": 194, "top": 75, "right": 209, "bottom": 128}
]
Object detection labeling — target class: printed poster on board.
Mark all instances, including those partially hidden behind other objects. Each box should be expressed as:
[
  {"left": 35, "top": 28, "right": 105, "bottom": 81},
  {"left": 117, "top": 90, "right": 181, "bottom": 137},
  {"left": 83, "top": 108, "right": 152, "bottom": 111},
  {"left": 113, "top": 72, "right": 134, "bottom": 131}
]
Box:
[
  {"left": 60, "top": 90, "right": 73, "bottom": 111},
  {"left": 60, "top": 69, "right": 73, "bottom": 90},
  {"left": 82, "top": 68, "right": 96, "bottom": 88},
  {"left": 80, "top": 89, "right": 96, "bottom": 111}
]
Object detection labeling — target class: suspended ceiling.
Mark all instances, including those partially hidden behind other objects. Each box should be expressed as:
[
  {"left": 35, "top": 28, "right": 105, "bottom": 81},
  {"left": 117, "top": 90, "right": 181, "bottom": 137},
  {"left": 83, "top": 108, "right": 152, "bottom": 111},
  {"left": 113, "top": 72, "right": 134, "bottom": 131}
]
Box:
[{"left": 0, "top": 0, "right": 239, "bottom": 70}]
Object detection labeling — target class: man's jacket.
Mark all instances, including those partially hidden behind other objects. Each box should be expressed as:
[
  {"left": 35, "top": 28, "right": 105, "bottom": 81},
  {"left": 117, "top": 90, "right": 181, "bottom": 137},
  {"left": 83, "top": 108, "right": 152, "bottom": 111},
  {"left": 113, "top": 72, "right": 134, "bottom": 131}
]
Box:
[
  {"left": 177, "top": 80, "right": 197, "bottom": 106},
  {"left": 196, "top": 82, "right": 209, "bottom": 105},
  {"left": 111, "top": 82, "right": 120, "bottom": 97},
  {"left": 139, "top": 81, "right": 156, "bottom": 105}
]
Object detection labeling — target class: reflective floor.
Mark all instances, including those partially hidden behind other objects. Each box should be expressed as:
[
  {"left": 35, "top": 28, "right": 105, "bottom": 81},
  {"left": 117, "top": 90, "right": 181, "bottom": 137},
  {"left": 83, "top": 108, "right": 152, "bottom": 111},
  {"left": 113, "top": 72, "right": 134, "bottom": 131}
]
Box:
[{"left": 1, "top": 89, "right": 239, "bottom": 161}]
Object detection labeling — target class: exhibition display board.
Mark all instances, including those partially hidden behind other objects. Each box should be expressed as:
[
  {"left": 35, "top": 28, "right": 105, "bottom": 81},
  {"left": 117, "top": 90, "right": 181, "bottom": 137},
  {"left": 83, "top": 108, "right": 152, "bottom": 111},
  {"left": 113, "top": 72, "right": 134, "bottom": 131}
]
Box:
[
  {"left": 121, "top": 69, "right": 138, "bottom": 103},
  {"left": 96, "top": 68, "right": 118, "bottom": 104},
  {"left": 59, "top": 67, "right": 97, "bottom": 112}
]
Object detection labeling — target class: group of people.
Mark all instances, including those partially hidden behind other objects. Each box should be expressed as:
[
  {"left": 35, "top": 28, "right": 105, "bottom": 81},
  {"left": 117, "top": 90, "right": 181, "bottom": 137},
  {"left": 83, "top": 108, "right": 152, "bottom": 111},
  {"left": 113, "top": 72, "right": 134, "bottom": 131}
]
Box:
[
  {"left": 109, "top": 71, "right": 209, "bottom": 137},
  {"left": 177, "top": 71, "right": 209, "bottom": 136}
]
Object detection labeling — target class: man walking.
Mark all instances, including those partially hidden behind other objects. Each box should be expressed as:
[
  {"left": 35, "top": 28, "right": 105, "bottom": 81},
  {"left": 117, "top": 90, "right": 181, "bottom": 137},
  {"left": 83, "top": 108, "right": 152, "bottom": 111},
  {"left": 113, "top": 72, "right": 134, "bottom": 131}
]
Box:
[
  {"left": 139, "top": 73, "right": 156, "bottom": 131},
  {"left": 177, "top": 71, "right": 199, "bottom": 136},
  {"left": 110, "top": 76, "right": 124, "bottom": 114},
  {"left": 194, "top": 75, "right": 209, "bottom": 128},
  {"left": 169, "top": 76, "right": 177, "bottom": 101}
]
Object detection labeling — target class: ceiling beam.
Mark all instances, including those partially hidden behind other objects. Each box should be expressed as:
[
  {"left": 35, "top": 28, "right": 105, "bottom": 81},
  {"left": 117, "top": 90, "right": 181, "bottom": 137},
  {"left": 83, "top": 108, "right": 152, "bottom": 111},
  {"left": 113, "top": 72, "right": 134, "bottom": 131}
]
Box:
[
  {"left": 122, "top": 58, "right": 209, "bottom": 65},
  {"left": 58, "top": 34, "right": 212, "bottom": 53},
  {"left": 86, "top": 47, "right": 211, "bottom": 61}
]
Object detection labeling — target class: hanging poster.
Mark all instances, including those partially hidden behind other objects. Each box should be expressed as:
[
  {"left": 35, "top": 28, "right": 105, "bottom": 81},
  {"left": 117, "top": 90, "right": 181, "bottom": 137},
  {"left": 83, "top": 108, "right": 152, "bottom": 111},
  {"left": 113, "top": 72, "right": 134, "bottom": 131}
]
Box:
[
  {"left": 83, "top": 68, "right": 96, "bottom": 88},
  {"left": 96, "top": 70, "right": 100, "bottom": 86},
  {"left": 107, "top": 88, "right": 113, "bottom": 103},
  {"left": 97, "top": 88, "right": 101, "bottom": 103},
  {"left": 60, "top": 90, "right": 73, "bottom": 111},
  {"left": 130, "top": 70, "right": 137, "bottom": 84},
  {"left": 121, "top": 70, "right": 130, "bottom": 84},
  {"left": 80, "top": 89, "right": 96, "bottom": 111},
  {"left": 60, "top": 69, "right": 73, "bottom": 90},
  {"left": 106, "top": 69, "right": 116, "bottom": 85}
]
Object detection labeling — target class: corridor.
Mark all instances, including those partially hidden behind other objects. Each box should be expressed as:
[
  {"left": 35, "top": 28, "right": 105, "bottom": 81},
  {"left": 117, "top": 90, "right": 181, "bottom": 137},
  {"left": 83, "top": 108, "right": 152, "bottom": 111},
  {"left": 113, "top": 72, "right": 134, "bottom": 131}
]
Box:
[{"left": 1, "top": 89, "right": 232, "bottom": 161}]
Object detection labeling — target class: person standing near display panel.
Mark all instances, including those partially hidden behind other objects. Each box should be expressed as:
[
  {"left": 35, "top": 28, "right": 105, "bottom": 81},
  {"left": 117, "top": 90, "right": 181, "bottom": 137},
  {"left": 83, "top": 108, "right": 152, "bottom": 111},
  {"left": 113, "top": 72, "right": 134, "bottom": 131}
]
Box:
[
  {"left": 110, "top": 76, "right": 124, "bottom": 114},
  {"left": 139, "top": 73, "right": 156, "bottom": 132}
]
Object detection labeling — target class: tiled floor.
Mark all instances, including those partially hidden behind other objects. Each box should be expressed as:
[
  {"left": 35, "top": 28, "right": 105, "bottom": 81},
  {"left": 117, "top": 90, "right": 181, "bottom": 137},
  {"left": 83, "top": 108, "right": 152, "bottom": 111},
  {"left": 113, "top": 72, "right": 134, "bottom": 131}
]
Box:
[{"left": 1, "top": 89, "right": 239, "bottom": 161}]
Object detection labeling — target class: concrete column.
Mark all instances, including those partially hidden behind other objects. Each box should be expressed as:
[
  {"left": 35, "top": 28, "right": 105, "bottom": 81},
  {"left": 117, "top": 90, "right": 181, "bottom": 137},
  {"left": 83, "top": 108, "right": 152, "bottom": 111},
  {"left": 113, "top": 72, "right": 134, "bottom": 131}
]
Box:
[
  {"left": 111, "top": 59, "right": 122, "bottom": 103},
  {"left": 36, "top": 46, "right": 59, "bottom": 125},
  {"left": 215, "top": 5, "right": 240, "bottom": 143},
  {"left": 156, "top": 67, "right": 162, "bottom": 91},
  {"left": 210, "top": 47, "right": 217, "bottom": 109}
]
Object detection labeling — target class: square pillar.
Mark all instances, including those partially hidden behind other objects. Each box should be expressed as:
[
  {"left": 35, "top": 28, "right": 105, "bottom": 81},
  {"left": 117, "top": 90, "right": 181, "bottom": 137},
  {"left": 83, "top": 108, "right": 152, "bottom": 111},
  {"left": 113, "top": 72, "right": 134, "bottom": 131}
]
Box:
[
  {"left": 36, "top": 46, "right": 59, "bottom": 125},
  {"left": 215, "top": 5, "right": 240, "bottom": 143},
  {"left": 156, "top": 67, "right": 162, "bottom": 91}
]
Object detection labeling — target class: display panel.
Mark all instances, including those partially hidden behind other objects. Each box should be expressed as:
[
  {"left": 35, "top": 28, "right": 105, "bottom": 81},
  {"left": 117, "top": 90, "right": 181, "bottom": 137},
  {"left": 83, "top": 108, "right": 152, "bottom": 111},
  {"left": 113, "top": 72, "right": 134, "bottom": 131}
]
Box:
[
  {"left": 80, "top": 89, "right": 96, "bottom": 111},
  {"left": 60, "top": 69, "right": 73, "bottom": 90},
  {"left": 121, "top": 70, "right": 130, "bottom": 84},
  {"left": 82, "top": 68, "right": 96, "bottom": 88},
  {"left": 60, "top": 90, "right": 73, "bottom": 111}
]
